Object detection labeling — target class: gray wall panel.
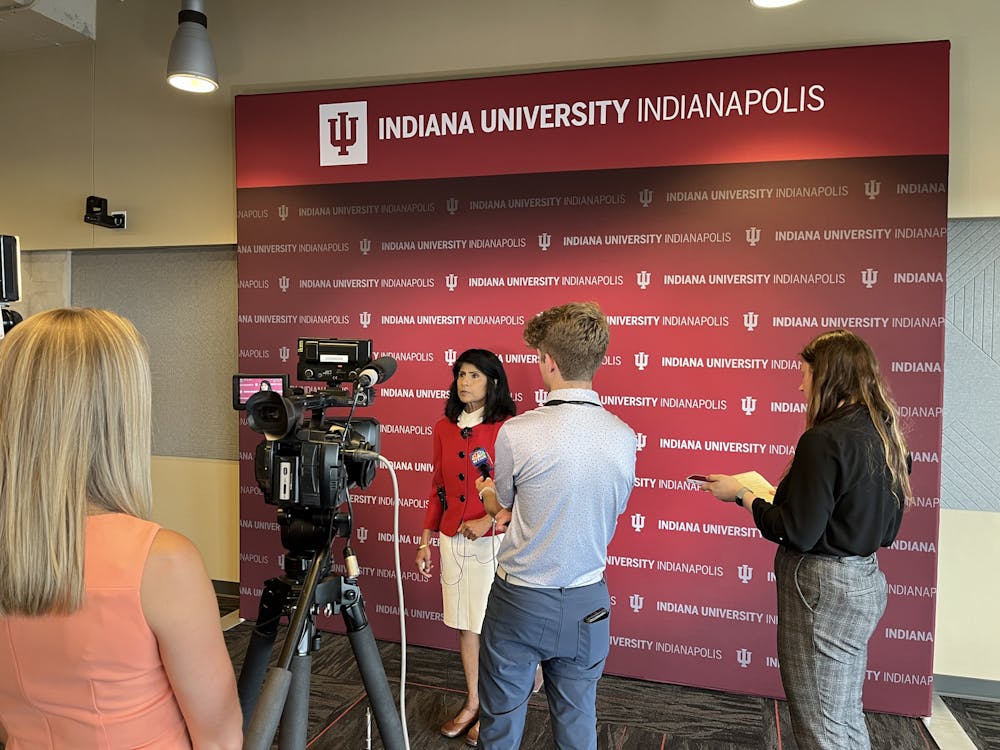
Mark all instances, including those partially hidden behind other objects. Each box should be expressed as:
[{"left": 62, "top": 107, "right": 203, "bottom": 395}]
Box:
[
  {"left": 71, "top": 246, "right": 237, "bottom": 460},
  {"left": 945, "top": 219, "right": 1000, "bottom": 511}
]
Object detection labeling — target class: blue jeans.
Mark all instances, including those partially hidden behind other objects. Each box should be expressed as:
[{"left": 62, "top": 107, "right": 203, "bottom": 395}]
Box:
[
  {"left": 478, "top": 576, "right": 610, "bottom": 750},
  {"left": 775, "top": 546, "right": 888, "bottom": 750}
]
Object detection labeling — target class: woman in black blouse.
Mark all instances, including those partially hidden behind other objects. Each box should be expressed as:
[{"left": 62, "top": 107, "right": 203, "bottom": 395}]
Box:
[{"left": 704, "top": 329, "right": 911, "bottom": 750}]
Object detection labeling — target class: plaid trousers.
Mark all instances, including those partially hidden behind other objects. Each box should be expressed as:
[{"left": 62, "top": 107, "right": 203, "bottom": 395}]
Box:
[{"left": 774, "top": 545, "right": 888, "bottom": 750}]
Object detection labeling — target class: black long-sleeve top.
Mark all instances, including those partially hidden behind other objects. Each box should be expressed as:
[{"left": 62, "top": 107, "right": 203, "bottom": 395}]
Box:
[{"left": 750, "top": 403, "right": 905, "bottom": 557}]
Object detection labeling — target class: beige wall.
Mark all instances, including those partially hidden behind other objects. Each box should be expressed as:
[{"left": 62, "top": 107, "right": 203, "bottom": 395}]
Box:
[
  {"left": 1, "top": 0, "right": 996, "bottom": 685},
  {"left": 151, "top": 457, "right": 239, "bottom": 582},
  {"left": 935, "top": 510, "right": 1000, "bottom": 682}
]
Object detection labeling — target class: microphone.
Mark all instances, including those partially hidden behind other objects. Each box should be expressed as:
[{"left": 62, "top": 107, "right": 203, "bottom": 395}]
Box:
[
  {"left": 470, "top": 447, "right": 494, "bottom": 479},
  {"left": 356, "top": 356, "right": 398, "bottom": 388}
]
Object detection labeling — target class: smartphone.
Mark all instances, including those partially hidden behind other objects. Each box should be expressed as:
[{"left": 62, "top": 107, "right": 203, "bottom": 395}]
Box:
[{"left": 686, "top": 474, "right": 709, "bottom": 483}]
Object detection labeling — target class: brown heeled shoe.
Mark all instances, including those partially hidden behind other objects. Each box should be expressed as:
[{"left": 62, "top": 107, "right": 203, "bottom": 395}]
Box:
[
  {"left": 440, "top": 709, "right": 479, "bottom": 738},
  {"left": 464, "top": 720, "right": 480, "bottom": 747}
]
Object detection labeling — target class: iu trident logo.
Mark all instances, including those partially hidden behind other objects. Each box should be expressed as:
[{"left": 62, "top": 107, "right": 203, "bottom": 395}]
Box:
[
  {"left": 329, "top": 112, "right": 357, "bottom": 155},
  {"left": 538, "top": 232, "right": 552, "bottom": 251},
  {"left": 636, "top": 270, "right": 651, "bottom": 289},
  {"left": 278, "top": 276, "right": 290, "bottom": 293},
  {"left": 639, "top": 188, "right": 654, "bottom": 208},
  {"left": 278, "top": 346, "right": 291, "bottom": 363},
  {"left": 359, "top": 311, "right": 371, "bottom": 329},
  {"left": 535, "top": 389, "right": 547, "bottom": 407},
  {"left": 635, "top": 432, "right": 647, "bottom": 452},
  {"left": 445, "top": 274, "right": 458, "bottom": 292},
  {"left": 444, "top": 349, "right": 457, "bottom": 367},
  {"left": 864, "top": 179, "right": 881, "bottom": 200},
  {"left": 736, "top": 648, "right": 753, "bottom": 669},
  {"left": 359, "top": 238, "right": 371, "bottom": 256},
  {"left": 745, "top": 226, "right": 761, "bottom": 247},
  {"left": 629, "top": 593, "right": 645, "bottom": 613},
  {"left": 634, "top": 352, "right": 649, "bottom": 371},
  {"left": 446, "top": 197, "right": 459, "bottom": 215},
  {"left": 741, "top": 396, "right": 757, "bottom": 416},
  {"left": 278, "top": 204, "right": 289, "bottom": 221},
  {"left": 631, "top": 513, "right": 645, "bottom": 533},
  {"left": 861, "top": 268, "right": 879, "bottom": 288},
  {"left": 356, "top": 526, "right": 369, "bottom": 543},
  {"left": 737, "top": 564, "right": 754, "bottom": 584},
  {"left": 743, "top": 311, "right": 759, "bottom": 332},
  {"left": 319, "top": 101, "right": 368, "bottom": 166}
]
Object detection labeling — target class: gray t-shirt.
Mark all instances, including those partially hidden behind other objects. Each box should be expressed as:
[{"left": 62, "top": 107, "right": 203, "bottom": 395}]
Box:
[{"left": 494, "top": 388, "right": 637, "bottom": 587}]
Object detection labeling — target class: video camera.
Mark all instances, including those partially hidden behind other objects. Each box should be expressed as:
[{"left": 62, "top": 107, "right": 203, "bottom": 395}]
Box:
[
  {"left": 234, "top": 338, "right": 408, "bottom": 750},
  {"left": 234, "top": 338, "right": 396, "bottom": 512}
]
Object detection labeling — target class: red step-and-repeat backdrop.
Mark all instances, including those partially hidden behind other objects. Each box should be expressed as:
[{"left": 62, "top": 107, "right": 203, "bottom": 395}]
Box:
[{"left": 235, "top": 41, "right": 948, "bottom": 716}]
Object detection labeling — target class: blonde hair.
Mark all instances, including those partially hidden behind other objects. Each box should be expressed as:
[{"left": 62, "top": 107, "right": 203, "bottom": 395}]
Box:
[
  {"left": 0, "top": 308, "right": 153, "bottom": 615},
  {"left": 800, "top": 329, "right": 912, "bottom": 507},
  {"left": 523, "top": 302, "right": 609, "bottom": 381}
]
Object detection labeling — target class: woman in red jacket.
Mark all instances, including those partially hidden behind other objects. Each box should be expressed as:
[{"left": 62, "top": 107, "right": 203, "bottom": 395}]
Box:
[{"left": 415, "top": 349, "right": 516, "bottom": 748}]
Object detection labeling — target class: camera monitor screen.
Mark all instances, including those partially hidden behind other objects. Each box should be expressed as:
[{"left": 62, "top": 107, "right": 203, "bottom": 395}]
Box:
[
  {"left": 233, "top": 373, "right": 289, "bottom": 410},
  {"left": 1, "top": 234, "right": 21, "bottom": 303}
]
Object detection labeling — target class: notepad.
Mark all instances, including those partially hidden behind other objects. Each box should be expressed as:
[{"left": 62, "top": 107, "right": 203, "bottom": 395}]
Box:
[{"left": 733, "top": 471, "right": 777, "bottom": 502}]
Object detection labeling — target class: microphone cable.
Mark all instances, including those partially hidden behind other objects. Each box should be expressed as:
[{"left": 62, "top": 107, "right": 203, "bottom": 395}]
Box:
[{"left": 380, "top": 454, "right": 411, "bottom": 750}]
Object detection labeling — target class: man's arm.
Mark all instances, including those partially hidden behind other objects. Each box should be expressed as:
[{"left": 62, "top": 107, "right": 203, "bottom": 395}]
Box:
[
  {"left": 492, "top": 427, "right": 515, "bottom": 508},
  {"left": 475, "top": 477, "right": 503, "bottom": 517}
]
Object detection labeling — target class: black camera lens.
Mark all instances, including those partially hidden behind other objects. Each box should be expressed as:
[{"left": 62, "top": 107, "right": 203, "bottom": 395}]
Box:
[{"left": 246, "top": 390, "right": 299, "bottom": 441}]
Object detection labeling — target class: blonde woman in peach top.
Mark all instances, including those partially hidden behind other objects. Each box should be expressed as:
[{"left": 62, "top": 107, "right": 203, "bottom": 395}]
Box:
[{"left": 0, "top": 308, "right": 241, "bottom": 750}]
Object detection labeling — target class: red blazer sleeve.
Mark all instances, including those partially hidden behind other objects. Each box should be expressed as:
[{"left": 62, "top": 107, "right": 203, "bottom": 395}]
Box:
[{"left": 422, "top": 418, "right": 447, "bottom": 532}]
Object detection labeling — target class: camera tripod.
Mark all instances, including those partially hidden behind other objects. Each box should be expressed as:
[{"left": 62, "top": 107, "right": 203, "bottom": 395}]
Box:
[{"left": 237, "top": 509, "right": 406, "bottom": 750}]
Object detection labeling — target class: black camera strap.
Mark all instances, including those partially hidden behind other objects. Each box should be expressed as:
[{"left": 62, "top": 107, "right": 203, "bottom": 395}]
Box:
[{"left": 543, "top": 399, "right": 601, "bottom": 407}]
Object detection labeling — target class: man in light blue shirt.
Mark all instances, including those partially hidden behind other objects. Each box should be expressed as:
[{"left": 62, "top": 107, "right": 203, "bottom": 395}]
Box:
[{"left": 476, "top": 302, "right": 636, "bottom": 750}]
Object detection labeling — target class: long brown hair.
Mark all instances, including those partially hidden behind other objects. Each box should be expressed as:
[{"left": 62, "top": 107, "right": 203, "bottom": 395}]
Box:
[{"left": 800, "top": 329, "right": 911, "bottom": 506}]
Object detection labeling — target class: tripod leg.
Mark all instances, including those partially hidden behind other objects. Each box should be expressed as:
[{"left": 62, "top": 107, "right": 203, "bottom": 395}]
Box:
[
  {"left": 343, "top": 595, "right": 407, "bottom": 750},
  {"left": 244, "top": 550, "right": 328, "bottom": 750},
  {"left": 238, "top": 576, "right": 291, "bottom": 728},
  {"left": 244, "top": 667, "right": 293, "bottom": 750},
  {"left": 278, "top": 624, "right": 314, "bottom": 749}
]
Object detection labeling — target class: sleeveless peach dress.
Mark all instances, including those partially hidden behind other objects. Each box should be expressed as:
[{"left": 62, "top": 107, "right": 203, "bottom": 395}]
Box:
[{"left": 0, "top": 514, "right": 191, "bottom": 749}]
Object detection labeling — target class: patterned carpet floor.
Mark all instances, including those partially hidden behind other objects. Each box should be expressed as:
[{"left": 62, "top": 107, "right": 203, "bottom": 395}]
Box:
[{"left": 223, "top": 618, "right": 958, "bottom": 749}]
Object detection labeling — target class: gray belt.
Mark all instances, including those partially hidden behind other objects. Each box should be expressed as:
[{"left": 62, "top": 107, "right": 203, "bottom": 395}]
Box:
[
  {"left": 495, "top": 564, "right": 541, "bottom": 587},
  {"left": 495, "top": 564, "right": 603, "bottom": 589}
]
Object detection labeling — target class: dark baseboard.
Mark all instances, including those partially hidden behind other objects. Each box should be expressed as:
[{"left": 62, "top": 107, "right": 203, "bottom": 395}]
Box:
[
  {"left": 935, "top": 674, "right": 1000, "bottom": 701},
  {"left": 212, "top": 579, "right": 239, "bottom": 596}
]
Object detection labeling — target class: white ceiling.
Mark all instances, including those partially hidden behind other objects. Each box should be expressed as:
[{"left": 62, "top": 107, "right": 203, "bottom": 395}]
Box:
[{"left": 0, "top": 0, "right": 94, "bottom": 52}]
